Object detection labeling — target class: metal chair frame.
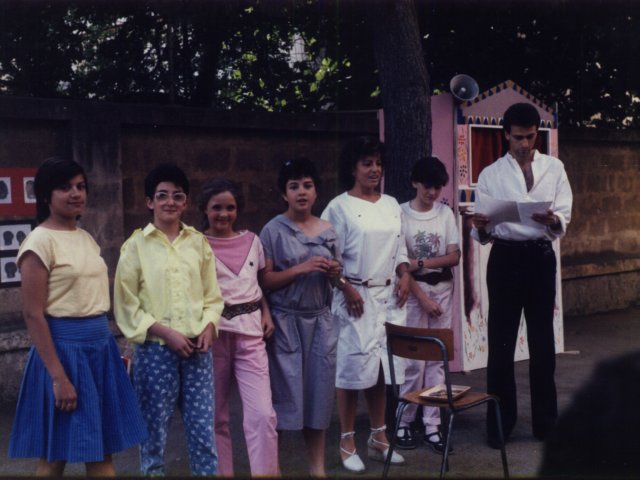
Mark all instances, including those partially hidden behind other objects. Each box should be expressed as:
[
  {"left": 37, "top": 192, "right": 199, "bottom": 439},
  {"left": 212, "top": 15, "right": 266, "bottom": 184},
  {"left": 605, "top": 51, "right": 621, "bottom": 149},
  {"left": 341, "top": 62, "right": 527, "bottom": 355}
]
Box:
[{"left": 384, "top": 322, "right": 509, "bottom": 479}]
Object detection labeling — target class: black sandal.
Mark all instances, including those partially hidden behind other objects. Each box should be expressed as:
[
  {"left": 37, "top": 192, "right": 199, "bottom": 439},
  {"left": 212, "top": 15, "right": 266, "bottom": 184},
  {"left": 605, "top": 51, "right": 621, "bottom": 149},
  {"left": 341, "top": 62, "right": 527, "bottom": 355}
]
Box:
[{"left": 395, "top": 426, "right": 416, "bottom": 450}]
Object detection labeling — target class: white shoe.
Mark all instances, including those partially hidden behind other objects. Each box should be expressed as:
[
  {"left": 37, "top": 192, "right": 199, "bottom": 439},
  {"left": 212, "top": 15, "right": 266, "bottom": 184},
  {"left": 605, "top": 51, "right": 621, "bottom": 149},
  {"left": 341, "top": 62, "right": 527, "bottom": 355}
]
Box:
[
  {"left": 368, "top": 425, "right": 405, "bottom": 465},
  {"left": 340, "top": 431, "right": 365, "bottom": 473}
]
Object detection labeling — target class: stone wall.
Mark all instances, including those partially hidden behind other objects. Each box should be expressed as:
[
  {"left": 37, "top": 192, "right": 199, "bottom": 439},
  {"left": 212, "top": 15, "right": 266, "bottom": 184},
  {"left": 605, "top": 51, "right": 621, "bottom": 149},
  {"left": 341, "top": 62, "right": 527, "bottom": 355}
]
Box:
[
  {"left": 559, "top": 128, "right": 640, "bottom": 315},
  {"left": 0, "top": 96, "right": 377, "bottom": 405},
  {"left": 1, "top": 95, "right": 639, "bottom": 404}
]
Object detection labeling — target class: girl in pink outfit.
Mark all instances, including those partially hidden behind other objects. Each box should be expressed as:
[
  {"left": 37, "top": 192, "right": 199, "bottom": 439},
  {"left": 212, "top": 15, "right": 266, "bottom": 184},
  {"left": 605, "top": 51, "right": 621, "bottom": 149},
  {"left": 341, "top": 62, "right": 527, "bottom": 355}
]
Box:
[{"left": 199, "top": 179, "right": 279, "bottom": 477}]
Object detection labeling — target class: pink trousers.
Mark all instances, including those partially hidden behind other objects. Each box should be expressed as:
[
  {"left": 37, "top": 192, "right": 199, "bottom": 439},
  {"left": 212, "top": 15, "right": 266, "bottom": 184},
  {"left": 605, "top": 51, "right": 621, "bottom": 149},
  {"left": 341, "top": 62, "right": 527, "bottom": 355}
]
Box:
[
  {"left": 399, "top": 281, "right": 454, "bottom": 429},
  {"left": 213, "top": 331, "right": 279, "bottom": 477}
]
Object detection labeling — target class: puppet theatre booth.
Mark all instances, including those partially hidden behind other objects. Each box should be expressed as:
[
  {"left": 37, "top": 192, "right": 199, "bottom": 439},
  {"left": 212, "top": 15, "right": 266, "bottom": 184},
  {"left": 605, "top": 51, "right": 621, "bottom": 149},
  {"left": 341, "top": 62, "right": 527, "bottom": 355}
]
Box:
[{"left": 429, "top": 79, "right": 563, "bottom": 372}]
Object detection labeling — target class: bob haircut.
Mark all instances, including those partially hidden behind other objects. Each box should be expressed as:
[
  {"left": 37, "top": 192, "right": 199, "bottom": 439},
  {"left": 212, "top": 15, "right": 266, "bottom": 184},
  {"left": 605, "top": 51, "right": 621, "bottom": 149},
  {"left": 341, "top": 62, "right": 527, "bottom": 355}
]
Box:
[
  {"left": 410, "top": 156, "right": 449, "bottom": 188},
  {"left": 198, "top": 178, "right": 244, "bottom": 231},
  {"left": 277, "top": 157, "right": 321, "bottom": 193},
  {"left": 34, "top": 157, "right": 88, "bottom": 224},
  {"left": 503, "top": 103, "right": 541, "bottom": 133},
  {"left": 144, "top": 163, "right": 190, "bottom": 198},
  {"left": 338, "top": 136, "right": 385, "bottom": 190}
]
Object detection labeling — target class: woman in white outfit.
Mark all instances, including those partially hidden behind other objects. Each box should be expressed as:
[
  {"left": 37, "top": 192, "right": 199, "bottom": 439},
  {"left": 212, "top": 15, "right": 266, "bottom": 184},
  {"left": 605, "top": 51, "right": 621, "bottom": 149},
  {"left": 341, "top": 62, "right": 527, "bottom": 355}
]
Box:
[{"left": 321, "top": 136, "right": 410, "bottom": 473}]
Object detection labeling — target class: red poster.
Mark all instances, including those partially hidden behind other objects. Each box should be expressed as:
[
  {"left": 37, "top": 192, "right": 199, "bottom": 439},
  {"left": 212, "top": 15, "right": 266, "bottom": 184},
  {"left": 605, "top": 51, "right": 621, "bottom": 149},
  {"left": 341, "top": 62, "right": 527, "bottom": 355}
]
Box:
[{"left": 0, "top": 168, "right": 37, "bottom": 217}]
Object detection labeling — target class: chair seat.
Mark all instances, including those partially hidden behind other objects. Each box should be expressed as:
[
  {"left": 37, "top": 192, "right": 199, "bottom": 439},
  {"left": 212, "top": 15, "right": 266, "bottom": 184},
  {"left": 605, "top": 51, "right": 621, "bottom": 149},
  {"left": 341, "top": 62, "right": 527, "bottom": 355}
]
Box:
[{"left": 404, "top": 389, "right": 495, "bottom": 410}]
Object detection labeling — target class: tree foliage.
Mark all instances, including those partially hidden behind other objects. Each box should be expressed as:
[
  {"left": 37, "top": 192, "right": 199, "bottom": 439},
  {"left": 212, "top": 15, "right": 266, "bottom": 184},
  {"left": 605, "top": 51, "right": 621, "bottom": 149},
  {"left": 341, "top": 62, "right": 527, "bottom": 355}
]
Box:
[{"left": 0, "top": 0, "right": 638, "bottom": 128}]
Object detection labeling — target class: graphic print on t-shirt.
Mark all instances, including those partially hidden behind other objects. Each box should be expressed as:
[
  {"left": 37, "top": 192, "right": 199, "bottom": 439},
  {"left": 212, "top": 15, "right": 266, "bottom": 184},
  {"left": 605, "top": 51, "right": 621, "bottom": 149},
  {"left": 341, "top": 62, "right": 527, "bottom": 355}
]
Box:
[{"left": 412, "top": 230, "right": 441, "bottom": 259}]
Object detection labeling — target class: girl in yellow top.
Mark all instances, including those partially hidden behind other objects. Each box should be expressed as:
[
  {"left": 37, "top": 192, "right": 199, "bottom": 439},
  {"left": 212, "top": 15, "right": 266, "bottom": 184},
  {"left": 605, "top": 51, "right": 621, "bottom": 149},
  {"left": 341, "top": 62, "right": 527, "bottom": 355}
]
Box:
[
  {"left": 114, "top": 163, "right": 223, "bottom": 476},
  {"left": 8, "top": 157, "right": 147, "bottom": 477}
]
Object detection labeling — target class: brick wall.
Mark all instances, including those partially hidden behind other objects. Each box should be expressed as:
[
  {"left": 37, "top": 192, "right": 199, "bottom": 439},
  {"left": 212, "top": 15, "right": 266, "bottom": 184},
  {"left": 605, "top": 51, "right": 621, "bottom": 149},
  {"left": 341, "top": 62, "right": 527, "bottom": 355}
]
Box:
[{"left": 560, "top": 128, "right": 640, "bottom": 315}]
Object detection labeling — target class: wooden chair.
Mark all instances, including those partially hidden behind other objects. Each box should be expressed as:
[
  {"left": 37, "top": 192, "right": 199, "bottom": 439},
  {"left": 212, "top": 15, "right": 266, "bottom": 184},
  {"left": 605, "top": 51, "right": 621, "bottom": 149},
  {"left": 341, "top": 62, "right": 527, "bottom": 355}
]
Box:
[{"left": 384, "top": 322, "right": 509, "bottom": 478}]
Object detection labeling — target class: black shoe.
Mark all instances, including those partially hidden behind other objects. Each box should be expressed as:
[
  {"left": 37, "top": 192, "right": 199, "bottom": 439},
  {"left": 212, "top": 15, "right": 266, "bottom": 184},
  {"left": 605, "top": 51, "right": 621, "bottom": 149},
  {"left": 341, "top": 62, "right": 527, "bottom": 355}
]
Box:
[
  {"left": 395, "top": 426, "right": 416, "bottom": 450},
  {"left": 424, "top": 431, "right": 454, "bottom": 454}
]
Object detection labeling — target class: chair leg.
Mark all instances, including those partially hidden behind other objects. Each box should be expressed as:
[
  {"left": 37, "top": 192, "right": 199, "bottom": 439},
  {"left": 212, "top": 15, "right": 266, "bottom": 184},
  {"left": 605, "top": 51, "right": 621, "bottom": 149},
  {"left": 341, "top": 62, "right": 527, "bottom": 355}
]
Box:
[
  {"left": 492, "top": 398, "right": 510, "bottom": 479},
  {"left": 384, "top": 401, "right": 408, "bottom": 479},
  {"left": 439, "top": 410, "right": 455, "bottom": 479}
]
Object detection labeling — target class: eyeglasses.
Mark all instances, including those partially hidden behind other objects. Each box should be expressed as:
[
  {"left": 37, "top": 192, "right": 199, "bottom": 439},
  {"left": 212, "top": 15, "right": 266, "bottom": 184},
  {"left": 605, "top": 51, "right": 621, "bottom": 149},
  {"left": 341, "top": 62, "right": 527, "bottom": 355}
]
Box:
[{"left": 154, "top": 191, "right": 187, "bottom": 203}]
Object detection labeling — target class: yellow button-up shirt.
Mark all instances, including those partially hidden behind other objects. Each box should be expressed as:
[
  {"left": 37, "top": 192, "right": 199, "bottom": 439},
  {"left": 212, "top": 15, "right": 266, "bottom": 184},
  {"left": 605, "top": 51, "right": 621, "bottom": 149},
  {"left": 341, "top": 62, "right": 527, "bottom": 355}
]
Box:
[{"left": 114, "top": 223, "right": 223, "bottom": 344}]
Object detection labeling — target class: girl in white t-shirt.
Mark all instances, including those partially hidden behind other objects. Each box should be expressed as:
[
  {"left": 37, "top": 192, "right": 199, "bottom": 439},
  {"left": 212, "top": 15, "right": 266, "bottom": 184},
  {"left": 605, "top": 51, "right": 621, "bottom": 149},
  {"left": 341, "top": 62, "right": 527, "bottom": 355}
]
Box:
[
  {"left": 396, "top": 157, "right": 461, "bottom": 453},
  {"left": 199, "top": 179, "right": 279, "bottom": 477}
]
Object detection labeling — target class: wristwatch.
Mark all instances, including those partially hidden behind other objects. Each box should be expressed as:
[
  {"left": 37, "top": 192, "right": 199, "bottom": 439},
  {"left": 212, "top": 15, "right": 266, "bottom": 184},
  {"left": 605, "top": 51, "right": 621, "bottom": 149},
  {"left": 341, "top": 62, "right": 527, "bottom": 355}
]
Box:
[
  {"left": 417, "top": 259, "right": 424, "bottom": 269},
  {"left": 336, "top": 277, "right": 348, "bottom": 290}
]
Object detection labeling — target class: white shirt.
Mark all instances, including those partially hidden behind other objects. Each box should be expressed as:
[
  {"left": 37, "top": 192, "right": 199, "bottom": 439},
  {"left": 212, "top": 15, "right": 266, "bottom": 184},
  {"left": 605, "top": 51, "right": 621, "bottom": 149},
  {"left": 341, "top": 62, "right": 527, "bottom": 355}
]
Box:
[
  {"left": 321, "top": 192, "right": 408, "bottom": 282},
  {"left": 401, "top": 201, "right": 459, "bottom": 275},
  {"left": 472, "top": 150, "right": 573, "bottom": 243}
]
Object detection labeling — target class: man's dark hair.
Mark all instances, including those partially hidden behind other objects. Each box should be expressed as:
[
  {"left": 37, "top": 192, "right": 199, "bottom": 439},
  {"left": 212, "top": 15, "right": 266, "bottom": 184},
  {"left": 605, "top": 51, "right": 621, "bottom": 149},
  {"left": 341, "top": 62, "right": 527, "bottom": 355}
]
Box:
[
  {"left": 338, "top": 136, "right": 385, "bottom": 190},
  {"left": 503, "top": 103, "right": 541, "bottom": 133},
  {"left": 144, "top": 163, "right": 190, "bottom": 198},
  {"left": 34, "top": 156, "right": 88, "bottom": 224},
  {"left": 410, "top": 156, "right": 449, "bottom": 188},
  {"left": 277, "top": 157, "right": 321, "bottom": 194}
]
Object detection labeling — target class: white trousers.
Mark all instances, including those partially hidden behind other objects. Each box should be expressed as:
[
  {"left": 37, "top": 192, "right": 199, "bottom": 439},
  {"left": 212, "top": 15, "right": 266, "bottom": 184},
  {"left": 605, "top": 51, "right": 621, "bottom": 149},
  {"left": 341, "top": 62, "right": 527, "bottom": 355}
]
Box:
[{"left": 399, "top": 280, "right": 454, "bottom": 429}]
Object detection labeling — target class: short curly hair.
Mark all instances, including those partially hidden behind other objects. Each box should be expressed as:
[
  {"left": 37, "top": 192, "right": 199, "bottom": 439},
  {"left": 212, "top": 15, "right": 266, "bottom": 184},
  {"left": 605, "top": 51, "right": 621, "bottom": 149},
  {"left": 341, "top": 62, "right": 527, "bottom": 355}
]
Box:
[{"left": 338, "top": 136, "right": 385, "bottom": 190}]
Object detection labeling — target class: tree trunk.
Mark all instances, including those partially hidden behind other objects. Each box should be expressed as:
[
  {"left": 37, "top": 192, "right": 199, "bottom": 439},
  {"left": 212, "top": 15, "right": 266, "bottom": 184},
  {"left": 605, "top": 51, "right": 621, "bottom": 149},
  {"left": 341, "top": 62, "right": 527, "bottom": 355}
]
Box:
[{"left": 367, "top": 0, "right": 431, "bottom": 203}]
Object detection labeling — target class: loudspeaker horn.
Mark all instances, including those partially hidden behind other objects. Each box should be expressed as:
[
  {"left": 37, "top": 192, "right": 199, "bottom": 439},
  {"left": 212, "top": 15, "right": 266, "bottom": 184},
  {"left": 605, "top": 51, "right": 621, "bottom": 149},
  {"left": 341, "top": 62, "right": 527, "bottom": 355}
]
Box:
[{"left": 450, "top": 74, "right": 479, "bottom": 102}]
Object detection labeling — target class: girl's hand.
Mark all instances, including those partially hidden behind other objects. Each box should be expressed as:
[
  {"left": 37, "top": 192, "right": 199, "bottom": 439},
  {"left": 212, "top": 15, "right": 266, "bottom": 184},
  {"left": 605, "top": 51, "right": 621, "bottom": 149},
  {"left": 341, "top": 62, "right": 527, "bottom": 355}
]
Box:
[
  {"left": 195, "top": 323, "right": 214, "bottom": 353},
  {"left": 419, "top": 295, "right": 443, "bottom": 316},
  {"left": 295, "top": 256, "right": 331, "bottom": 275},
  {"left": 262, "top": 311, "right": 275, "bottom": 339},
  {"left": 325, "top": 259, "right": 342, "bottom": 280},
  {"left": 53, "top": 377, "right": 77, "bottom": 412},
  {"left": 343, "top": 284, "right": 365, "bottom": 318},
  {"left": 394, "top": 271, "right": 411, "bottom": 308},
  {"left": 164, "top": 328, "right": 196, "bottom": 358}
]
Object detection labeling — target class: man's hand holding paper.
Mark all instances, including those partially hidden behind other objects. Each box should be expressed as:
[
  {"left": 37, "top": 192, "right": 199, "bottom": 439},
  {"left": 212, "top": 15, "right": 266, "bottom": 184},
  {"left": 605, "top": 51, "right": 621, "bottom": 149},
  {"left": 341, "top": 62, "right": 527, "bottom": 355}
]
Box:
[{"left": 475, "top": 195, "right": 552, "bottom": 229}]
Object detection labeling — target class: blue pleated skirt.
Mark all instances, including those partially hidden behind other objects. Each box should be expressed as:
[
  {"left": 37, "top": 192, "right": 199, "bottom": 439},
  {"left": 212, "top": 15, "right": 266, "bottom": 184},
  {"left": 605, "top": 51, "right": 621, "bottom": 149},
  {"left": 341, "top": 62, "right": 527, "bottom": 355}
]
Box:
[{"left": 8, "top": 315, "right": 148, "bottom": 463}]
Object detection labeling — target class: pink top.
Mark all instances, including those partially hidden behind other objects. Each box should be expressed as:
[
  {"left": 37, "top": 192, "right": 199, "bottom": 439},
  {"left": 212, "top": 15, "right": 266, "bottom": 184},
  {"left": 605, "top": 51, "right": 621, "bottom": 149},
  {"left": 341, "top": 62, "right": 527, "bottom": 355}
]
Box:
[{"left": 206, "top": 231, "right": 265, "bottom": 337}]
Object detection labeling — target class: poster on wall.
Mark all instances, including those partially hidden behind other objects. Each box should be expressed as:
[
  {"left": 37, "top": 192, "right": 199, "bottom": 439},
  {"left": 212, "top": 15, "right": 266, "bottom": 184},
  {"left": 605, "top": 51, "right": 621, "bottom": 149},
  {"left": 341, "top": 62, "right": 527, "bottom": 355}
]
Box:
[
  {"left": 0, "top": 220, "right": 35, "bottom": 288},
  {"left": 0, "top": 254, "right": 21, "bottom": 287},
  {"left": 0, "top": 177, "right": 11, "bottom": 204},
  {"left": 0, "top": 168, "right": 38, "bottom": 216},
  {"left": 0, "top": 221, "right": 33, "bottom": 251}
]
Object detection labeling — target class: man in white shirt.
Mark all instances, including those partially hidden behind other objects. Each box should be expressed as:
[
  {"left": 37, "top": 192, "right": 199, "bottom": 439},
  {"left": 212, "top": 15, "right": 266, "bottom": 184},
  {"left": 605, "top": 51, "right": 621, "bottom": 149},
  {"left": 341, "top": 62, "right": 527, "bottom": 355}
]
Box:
[{"left": 471, "top": 103, "right": 573, "bottom": 448}]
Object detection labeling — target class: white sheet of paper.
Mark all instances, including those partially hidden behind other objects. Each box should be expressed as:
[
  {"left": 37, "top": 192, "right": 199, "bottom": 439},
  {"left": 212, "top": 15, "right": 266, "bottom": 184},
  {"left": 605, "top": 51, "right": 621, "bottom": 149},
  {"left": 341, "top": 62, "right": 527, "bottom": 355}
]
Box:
[
  {"left": 476, "top": 196, "right": 553, "bottom": 228},
  {"left": 475, "top": 196, "right": 520, "bottom": 228},
  {"left": 518, "top": 201, "right": 553, "bottom": 228}
]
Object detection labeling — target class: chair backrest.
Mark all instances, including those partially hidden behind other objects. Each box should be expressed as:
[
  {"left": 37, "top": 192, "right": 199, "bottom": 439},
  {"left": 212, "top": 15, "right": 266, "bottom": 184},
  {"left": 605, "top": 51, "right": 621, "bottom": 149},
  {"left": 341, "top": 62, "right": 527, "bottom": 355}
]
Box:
[
  {"left": 385, "top": 322, "right": 456, "bottom": 405},
  {"left": 385, "top": 322, "right": 454, "bottom": 363}
]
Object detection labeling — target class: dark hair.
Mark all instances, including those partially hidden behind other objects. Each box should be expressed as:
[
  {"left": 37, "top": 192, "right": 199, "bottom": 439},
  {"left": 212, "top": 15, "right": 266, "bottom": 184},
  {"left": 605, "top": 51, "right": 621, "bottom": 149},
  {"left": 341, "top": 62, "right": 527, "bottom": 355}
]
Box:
[
  {"left": 144, "top": 163, "right": 190, "bottom": 198},
  {"left": 503, "top": 103, "right": 541, "bottom": 133},
  {"left": 277, "top": 157, "right": 321, "bottom": 193},
  {"left": 34, "top": 156, "right": 88, "bottom": 224},
  {"left": 339, "top": 136, "right": 385, "bottom": 190},
  {"left": 410, "top": 156, "right": 449, "bottom": 188},
  {"left": 198, "top": 178, "right": 244, "bottom": 231}
]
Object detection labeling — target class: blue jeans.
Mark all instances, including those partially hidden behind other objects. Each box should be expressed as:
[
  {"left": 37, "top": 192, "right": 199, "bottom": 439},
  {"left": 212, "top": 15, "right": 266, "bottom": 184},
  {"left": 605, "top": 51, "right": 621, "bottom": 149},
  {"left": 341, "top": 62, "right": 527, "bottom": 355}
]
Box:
[{"left": 133, "top": 342, "right": 217, "bottom": 475}]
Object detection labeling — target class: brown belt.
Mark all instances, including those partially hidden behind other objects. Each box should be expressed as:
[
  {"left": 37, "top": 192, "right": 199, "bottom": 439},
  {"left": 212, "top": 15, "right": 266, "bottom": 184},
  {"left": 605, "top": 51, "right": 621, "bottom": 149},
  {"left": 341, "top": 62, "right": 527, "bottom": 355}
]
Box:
[{"left": 412, "top": 268, "right": 453, "bottom": 286}]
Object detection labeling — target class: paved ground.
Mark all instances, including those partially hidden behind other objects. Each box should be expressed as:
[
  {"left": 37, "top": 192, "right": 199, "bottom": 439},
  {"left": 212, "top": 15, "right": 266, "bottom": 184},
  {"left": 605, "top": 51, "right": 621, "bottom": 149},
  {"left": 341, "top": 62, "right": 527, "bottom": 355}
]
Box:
[{"left": 1, "top": 306, "right": 639, "bottom": 478}]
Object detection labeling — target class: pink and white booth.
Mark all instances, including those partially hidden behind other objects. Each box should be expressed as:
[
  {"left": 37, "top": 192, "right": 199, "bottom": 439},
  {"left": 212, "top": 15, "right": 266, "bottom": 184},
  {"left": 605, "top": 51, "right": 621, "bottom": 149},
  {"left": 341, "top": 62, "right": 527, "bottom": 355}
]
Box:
[{"left": 382, "top": 79, "right": 564, "bottom": 372}]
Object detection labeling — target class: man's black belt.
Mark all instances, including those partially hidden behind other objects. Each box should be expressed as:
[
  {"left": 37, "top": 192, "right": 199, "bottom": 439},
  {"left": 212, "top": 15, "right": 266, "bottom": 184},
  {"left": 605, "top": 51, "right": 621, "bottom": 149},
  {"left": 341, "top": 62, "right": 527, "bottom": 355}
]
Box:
[
  {"left": 492, "top": 238, "right": 551, "bottom": 248},
  {"left": 412, "top": 268, "right": 453, "bottom": 286}
]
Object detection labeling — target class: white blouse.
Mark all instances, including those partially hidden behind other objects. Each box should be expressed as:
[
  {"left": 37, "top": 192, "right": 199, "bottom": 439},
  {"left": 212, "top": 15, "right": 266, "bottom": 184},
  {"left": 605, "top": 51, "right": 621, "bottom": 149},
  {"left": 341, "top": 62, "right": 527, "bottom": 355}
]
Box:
[
  {"left": 472, "top": 150, "right": 573, "bottom": 243},
  {"left": 321, "top": 192, "right": 408, "bottom": 281}
]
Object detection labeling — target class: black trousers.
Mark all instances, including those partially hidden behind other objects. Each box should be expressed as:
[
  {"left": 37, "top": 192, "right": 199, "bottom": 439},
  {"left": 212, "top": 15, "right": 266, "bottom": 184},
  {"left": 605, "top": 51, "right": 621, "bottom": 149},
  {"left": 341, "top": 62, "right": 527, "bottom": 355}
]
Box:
[{"left": 485, "top": 240, "right": 558, "bottom": 442}]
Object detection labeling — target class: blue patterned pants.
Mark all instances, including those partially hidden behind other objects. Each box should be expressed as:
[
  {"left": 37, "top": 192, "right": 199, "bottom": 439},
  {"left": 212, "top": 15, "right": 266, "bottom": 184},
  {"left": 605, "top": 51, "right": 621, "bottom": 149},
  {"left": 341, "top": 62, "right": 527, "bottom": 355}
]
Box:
[{"left": 133, "top": 342, "right": 217, "bottom": 476}]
